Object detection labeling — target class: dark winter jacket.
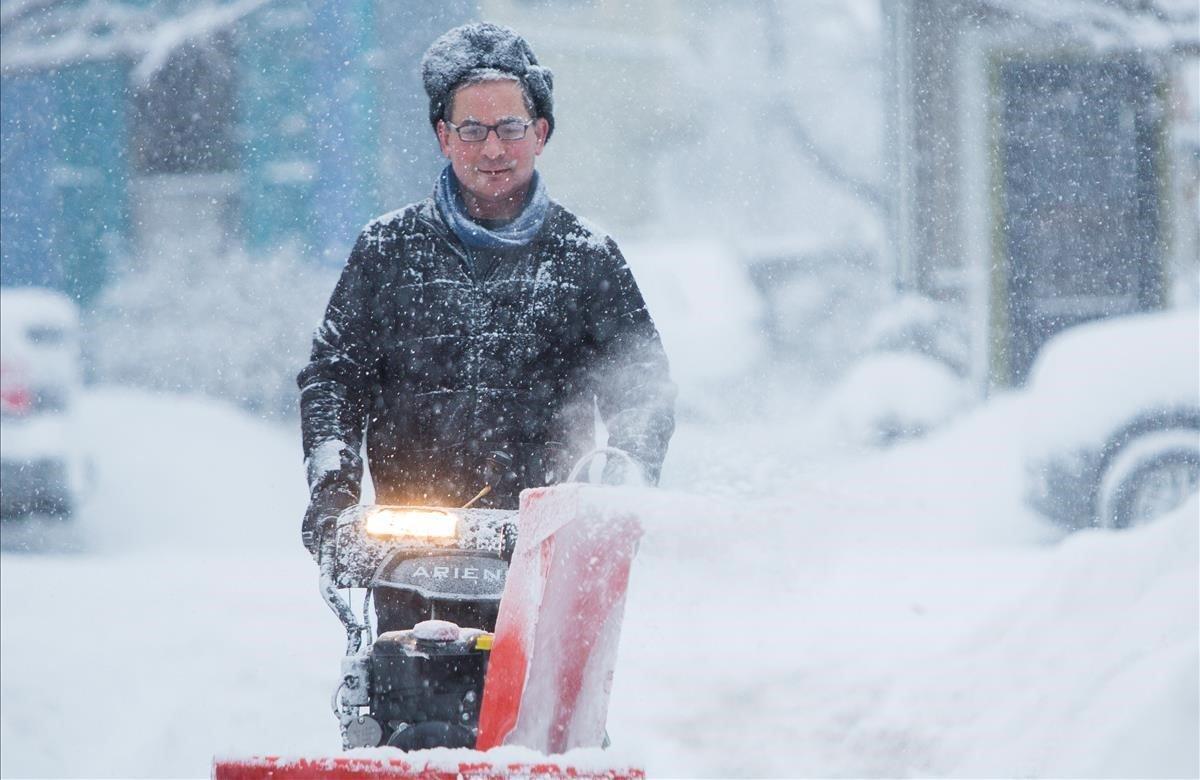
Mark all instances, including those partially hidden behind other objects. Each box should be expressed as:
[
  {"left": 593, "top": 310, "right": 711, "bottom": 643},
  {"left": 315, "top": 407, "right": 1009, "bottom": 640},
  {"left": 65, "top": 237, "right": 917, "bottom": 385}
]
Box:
[{"left": 298, "top": 197, "right": 676, "bottom": 510}]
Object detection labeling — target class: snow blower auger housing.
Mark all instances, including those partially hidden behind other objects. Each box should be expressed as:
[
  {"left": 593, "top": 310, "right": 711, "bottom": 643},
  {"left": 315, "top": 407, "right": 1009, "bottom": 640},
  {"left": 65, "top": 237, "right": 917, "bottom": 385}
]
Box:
[{"left": 322, "top": 505, "right": 518, "bottom": 751}]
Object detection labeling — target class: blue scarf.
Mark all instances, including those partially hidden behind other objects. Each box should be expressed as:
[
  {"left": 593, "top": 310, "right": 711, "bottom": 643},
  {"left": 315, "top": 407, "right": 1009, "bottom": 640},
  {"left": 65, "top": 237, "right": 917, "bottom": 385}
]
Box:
[{"left": 434, "top": 165, "right": 550, "bottom": 250}]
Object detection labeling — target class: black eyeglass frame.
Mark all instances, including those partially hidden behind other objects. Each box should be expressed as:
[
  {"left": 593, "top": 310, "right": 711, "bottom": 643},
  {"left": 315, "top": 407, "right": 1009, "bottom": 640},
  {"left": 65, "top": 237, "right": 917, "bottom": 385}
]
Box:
[{"left": 445, "top": 118, "right": 536, "bottom": 143}]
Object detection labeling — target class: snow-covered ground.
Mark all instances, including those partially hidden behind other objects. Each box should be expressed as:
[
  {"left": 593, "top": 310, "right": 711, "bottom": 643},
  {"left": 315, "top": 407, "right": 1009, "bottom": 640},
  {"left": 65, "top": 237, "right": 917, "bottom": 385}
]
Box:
[{"left": 1, "top": 385, "right": 1196, "bottom": 778}]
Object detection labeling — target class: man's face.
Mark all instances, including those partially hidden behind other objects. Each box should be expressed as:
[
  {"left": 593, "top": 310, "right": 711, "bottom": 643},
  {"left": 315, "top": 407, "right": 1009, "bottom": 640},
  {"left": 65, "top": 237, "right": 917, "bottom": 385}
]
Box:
[{"left": 437, "top": 80, "right": 549, "bottom": 217}]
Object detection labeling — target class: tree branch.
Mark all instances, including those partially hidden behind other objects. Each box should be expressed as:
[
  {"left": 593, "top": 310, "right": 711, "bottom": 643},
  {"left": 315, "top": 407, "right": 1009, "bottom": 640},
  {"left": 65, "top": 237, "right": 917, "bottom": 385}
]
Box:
[
  {"left": 1, "top": 0, "right": 275, "bottom": 75},
  {"left": 758, "top": 0, "right": 890, "bottom": 218}
]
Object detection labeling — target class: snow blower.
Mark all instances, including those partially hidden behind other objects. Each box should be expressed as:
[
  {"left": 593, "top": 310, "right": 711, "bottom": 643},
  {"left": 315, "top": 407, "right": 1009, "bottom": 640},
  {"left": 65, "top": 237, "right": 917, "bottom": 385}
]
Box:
[{"left": 214, "top": 449, "right": 646, "bottom": 779}]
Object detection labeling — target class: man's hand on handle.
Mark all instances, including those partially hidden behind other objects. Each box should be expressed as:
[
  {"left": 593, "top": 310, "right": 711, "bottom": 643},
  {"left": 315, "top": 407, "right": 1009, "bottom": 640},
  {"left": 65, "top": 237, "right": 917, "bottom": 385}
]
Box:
[{"left": 301, "top": 486, "right": 356, "bottom": 559}]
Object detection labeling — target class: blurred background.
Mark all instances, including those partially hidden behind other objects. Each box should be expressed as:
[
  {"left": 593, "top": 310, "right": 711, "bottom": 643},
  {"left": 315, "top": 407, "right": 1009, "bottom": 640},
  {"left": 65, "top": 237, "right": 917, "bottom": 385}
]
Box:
[{"left": 0, "top": 0, "right": 1197, "bottom": 418}]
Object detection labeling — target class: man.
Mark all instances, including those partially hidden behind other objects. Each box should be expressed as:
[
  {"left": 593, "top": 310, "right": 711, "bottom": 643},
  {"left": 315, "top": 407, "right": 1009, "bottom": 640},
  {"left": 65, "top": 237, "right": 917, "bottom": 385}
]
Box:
[{"left": 298, "top": 22, "right": 676, "bottom": 556}]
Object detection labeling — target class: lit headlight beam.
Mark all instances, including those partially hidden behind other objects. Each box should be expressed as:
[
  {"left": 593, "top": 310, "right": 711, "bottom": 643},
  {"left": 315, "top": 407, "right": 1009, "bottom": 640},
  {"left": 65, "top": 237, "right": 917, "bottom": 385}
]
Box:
[{"left": 365, "top": 508, "right": 458, "bottom": 540}]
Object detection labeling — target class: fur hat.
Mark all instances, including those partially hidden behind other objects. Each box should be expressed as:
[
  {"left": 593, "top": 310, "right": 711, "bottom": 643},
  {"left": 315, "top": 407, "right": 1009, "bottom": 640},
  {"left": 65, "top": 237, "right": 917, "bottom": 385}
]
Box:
[{"left": 421, "top": 22, "right": 555, "bottom": 140}]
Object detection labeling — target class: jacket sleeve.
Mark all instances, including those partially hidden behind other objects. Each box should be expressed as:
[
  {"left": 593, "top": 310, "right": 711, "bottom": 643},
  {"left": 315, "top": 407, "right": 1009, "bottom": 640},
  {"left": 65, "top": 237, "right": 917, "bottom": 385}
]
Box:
[
  {"left": 584, "top": 240, "right": 677, "bottom": 484},
  {"left": 297, "top": 230, "right": 380, "bottom": 502}
]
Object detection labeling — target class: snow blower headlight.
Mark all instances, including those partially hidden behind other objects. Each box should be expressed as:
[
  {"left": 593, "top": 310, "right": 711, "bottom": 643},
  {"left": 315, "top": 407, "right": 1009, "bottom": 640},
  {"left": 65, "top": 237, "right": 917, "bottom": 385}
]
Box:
[{"left": 365, "top": 508, "right": 458, "bottom": 543}]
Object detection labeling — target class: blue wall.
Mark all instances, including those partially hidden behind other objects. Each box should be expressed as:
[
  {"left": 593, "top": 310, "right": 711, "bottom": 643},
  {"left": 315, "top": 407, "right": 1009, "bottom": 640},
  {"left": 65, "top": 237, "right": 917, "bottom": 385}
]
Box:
[
  {"left": 51, "top": 63, "right": 130, "bottom": 302},
  {"left": 1, "top": 64, "right": 128, "bottom": 301},
  {"left": 1, "top": 73, "right": 60, "bottom": 289},
  {"left": 1, "top": 0, "right": 478, "bottom": 295},
  {"left": 238, "top": 0, "right": 475, "bottom": 267}
]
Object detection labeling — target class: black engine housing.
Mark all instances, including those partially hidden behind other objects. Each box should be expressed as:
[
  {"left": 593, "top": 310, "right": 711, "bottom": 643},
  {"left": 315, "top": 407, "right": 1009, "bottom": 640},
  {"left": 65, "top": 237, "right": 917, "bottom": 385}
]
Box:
[{"left": 369, "top": 629, "right": 489, "bottom": 748}]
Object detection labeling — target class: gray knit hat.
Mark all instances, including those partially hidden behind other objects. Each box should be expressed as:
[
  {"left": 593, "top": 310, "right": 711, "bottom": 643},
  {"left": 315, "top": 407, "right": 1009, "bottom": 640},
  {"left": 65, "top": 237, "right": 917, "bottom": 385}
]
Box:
[{"left": 421, "top": 22, "right": 555, "bottom": 140}]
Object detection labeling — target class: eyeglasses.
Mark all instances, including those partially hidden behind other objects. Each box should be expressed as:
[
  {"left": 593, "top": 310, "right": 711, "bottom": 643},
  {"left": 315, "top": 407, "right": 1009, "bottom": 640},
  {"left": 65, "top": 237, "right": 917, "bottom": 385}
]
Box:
[{"left": 445, "top": 119, "right": 535, "bottom": 143}]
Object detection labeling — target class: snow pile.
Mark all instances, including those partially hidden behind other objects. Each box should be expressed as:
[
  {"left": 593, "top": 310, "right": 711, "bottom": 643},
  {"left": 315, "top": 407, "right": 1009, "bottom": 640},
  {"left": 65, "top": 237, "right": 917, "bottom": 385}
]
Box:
[
  {"left": 1023, "top": 309, "right": 1200, "bottom": 460},
  {"left": 64, "top": 387, "right": 309, "bottom": 553},
  {"left": 859, "top": 294, "right": 970, "bottom": 375},
  {"left": 860, "top": 495, "right": 1199, "bottom": 778},
  {"left": 807, "top": 293, "right": 975, "bottom": 447},
  {"left": 815, "top": 351, "right": 971, "bottom": 446},
  {"left": 615, "top": 399, "right": 1195, "bottom": 777}
]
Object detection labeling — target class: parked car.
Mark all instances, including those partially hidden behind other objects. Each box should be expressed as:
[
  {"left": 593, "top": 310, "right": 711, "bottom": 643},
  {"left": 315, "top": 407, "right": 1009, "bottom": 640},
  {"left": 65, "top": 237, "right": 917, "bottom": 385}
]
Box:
[
  {"left": 0, "top": 287, "right": 86, "bottom": 519},
  {"left": 1023, "top": 309, "right": 1200, "bottom": 530}
]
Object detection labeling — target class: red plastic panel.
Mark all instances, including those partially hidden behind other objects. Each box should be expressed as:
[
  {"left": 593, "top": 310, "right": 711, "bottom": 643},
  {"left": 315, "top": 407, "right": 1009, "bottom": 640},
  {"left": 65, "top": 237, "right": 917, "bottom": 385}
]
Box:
[{"left": 477, "top": 485, "right": 643, "bottom": 753}]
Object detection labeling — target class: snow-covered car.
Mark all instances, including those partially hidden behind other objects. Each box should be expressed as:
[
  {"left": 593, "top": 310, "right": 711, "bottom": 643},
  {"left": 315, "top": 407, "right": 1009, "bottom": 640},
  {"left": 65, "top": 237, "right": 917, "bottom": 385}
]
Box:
[
  {"left": 1023, "top": 309, "right": 1200, "bottom": 530},
  {"left": 0, "top": 288, "right": 86, "bottom": 518}
]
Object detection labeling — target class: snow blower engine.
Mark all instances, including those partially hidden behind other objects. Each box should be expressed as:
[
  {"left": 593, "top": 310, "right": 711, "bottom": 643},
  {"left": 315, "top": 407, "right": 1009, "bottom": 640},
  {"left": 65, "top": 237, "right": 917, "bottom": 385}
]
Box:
[{"left": 320, "top": 504, "right": 517, "bottom": 751}]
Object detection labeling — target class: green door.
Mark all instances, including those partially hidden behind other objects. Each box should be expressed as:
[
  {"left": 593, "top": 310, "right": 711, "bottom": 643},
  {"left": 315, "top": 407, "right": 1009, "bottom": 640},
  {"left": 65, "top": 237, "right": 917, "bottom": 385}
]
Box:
[{"left": 996, "top": 57, "right": 1164, "bottom": 385}]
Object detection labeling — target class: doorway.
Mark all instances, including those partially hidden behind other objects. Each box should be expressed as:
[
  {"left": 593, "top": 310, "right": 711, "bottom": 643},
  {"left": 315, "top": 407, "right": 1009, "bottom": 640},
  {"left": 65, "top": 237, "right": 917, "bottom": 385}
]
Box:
[{"left": 996, "top": 56, "right": 1164, "bottom": 385}]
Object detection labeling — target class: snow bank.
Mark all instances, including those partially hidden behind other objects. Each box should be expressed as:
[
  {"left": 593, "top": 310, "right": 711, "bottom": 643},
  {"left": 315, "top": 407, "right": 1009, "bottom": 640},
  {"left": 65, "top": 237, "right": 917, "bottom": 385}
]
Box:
[
  {"left": 66, "top": 387, "right": 309, "bottom": 552},
  {"left": 859, "top": 495, "right": 1199, "bottom": 778},
  {"left": 859, "top": 294, "right": 970, "bottom": 374},
  {"left": 815, "top": 351, "right": 971, "bottom": 447},
  {"left": 1, "top": 389, "right": 326, "bottom": 779}
]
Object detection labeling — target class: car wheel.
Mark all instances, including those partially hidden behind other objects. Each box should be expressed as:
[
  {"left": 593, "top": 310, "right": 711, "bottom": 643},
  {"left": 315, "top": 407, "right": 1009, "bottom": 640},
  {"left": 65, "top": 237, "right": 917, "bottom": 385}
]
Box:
[{"left": 1097, "top": 429, "right": 1200, "bottom": 529}]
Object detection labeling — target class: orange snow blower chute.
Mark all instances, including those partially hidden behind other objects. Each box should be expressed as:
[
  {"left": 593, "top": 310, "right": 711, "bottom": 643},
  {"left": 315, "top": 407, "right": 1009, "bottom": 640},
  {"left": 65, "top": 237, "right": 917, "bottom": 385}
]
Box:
[{"left": 476, "top": 484, "right": 642, "bottom": 753}]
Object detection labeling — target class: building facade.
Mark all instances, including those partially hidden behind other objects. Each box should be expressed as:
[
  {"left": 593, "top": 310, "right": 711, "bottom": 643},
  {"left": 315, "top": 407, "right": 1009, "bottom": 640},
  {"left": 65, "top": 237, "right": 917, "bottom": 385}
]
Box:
[
  {"left": 0, "top": 0, "right": 474, "bottom": 301},
  {"left": 883, "top": 0, "right": 1199, "bottom": 390}
]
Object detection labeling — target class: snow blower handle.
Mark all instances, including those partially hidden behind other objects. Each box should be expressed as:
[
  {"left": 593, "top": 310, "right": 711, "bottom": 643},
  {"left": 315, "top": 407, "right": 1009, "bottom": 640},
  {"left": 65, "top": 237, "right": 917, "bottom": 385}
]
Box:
[
  {"left": 317, "top": 519, "right": 368, "bottom": 656},
  {"left": 567, "top": 446, "right": 643, "bottom": 484}
]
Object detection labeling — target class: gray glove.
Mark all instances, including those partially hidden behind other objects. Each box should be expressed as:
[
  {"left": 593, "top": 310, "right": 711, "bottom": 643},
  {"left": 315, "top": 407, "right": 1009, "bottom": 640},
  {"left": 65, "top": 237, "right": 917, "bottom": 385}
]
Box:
[{"left": 301, "top": 486, "right": 356, "bottom": 559}]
